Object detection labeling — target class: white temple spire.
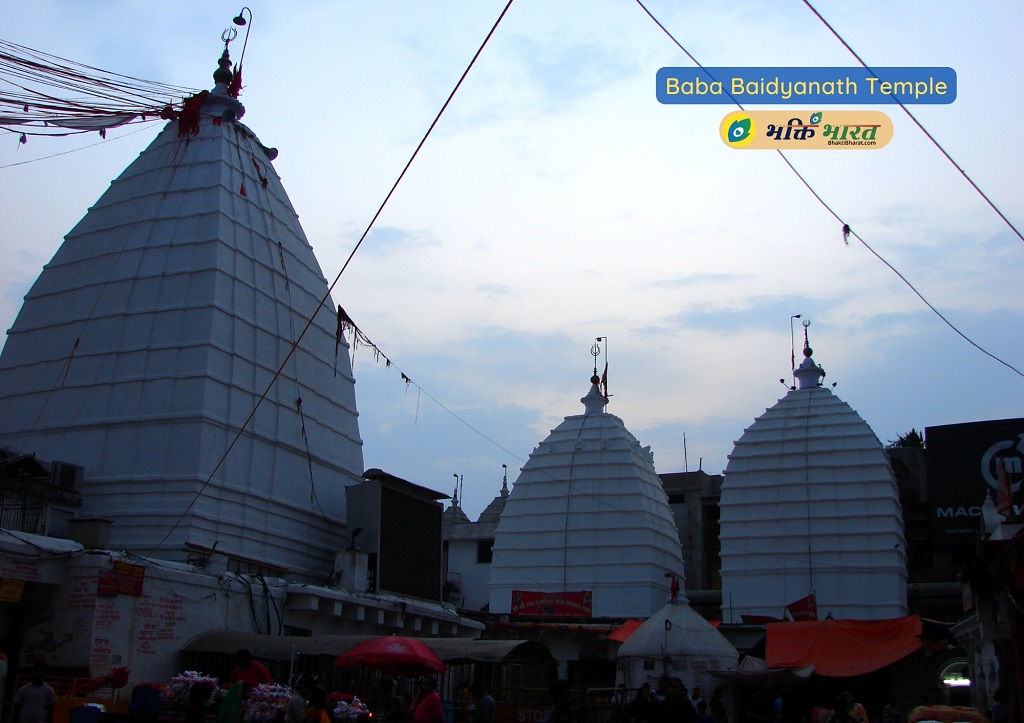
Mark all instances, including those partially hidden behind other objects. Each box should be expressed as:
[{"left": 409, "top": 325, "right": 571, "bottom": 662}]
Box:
[
  {"left": 793, "top": 319, "right": 826, "bottom": 390},
  {"left": 721, "top": 323, "right": 907, "bottom": 622}
]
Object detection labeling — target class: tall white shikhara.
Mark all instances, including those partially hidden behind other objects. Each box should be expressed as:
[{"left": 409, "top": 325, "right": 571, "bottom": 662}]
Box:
[
  {"left": 719, "top": 345, "right": 908, "bottom": 622},
  {"left": 0, "top": 58, "right": 364, "bottom": 582},
  {"left": 489, "top": 377, "right": 686, "bottom": 618}
]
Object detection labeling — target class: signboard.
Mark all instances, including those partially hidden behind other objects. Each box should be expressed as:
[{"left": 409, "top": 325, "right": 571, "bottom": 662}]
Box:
[
  {"left": 0, "top": 578, "right": 25, "bottom": 602},
  {"left": 496, "top": 703, "right": 549, "bottom": 723},
  {"left": 0, "top": 558, "right": 41, "bottom": 583},
  {"left": 114, "top": 562, "right": 145, "bottom": 596},
  {"left": 927, "top": 418, "right": 1024, "bottom": 544},
  {"left": 511, "top": 590, "right": 592, "bottom": 618},
  {"left": 97, "top": 562, "right": 145, "bottom": 597},
  {"left": 97, "top": 570, "right": 120, "bottom": 597}
]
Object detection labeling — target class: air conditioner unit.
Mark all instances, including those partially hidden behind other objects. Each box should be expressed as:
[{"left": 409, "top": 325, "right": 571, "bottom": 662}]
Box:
[{"left": 50, "top": 461, "right": 85, "bottom": 491}]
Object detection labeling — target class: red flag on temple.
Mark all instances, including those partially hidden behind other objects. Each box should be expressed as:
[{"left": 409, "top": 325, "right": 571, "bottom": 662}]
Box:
[{"left": 785, "top": 593, "right": 818, "bottom": 621}]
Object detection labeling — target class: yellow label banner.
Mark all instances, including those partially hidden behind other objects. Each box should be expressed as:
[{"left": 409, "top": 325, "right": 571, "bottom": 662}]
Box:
[
  {"left": 720, "top": 110, "right": 893, "bottom": 149},
  {"left": 0, "top": 578, "right": 25, "bottom": 602}
]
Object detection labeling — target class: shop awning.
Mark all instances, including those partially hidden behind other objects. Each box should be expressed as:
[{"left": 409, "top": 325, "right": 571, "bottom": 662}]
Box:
[
  {"left": 766, "top": 614, "right": 923, "bottom": 677},
  {"left": 426, "top": 638, "right": 551, "bottom": 664},
  {"left": 710, "top": 655, "right": 815, "bottom": 684},
  {"left": 181, "top": 631, "right": 375, "bottom": 660},
  {"left": 181, "top": 631, "right": 546, "bottom": 665}
]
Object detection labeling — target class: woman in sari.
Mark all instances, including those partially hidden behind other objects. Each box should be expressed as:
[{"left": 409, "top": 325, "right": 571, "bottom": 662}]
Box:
[
  {"left": 217, "top": 682, "right": 249, "bottom": 723},
  {"left": 304, "top": 686, "right": 333, "bottom": 723}
]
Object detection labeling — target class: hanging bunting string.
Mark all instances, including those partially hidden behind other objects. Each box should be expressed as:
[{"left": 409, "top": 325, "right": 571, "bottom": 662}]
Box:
[{"left": 0, "top": 38, "right": 200, "bottom": 136}]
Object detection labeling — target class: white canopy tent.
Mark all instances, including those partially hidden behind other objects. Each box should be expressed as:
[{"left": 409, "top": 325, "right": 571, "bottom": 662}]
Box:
[{"left": 616, "top": 602, "right": 739, "bottom": 691}]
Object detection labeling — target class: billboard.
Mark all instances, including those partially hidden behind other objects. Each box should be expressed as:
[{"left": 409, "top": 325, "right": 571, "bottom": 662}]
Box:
[{"left": 926, "top": 418, "right": 1024, "bottom": 544}]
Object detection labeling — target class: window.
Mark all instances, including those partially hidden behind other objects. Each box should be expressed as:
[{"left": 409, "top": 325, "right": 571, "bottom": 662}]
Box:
[{"left": 477, "top": 539, "right": 494, "bottom": 563}]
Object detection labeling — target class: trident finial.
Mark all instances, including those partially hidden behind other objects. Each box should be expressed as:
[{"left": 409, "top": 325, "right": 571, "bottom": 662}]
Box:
[{"left": 221, "top": 27, "right": 238, "bottom": 51}]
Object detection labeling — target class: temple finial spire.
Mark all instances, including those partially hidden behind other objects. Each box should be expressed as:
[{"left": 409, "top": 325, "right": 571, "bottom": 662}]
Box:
[
  {"left": 583, "top": 340, "right": 609, "bottom": 414},
  {"left": 195, "top": 23, "right": 247, "bottom": 124},
  {"left": 214, "top": 29, "right": 236, "bottom": 90},
  {"left": 793, "top": 319, "right": 826, "bottom": 389}
]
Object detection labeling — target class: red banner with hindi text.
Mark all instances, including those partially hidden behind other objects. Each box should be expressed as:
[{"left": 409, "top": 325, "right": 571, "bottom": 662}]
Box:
[{"left": 511, "top": 590, "right": 592, "bottom": 617}]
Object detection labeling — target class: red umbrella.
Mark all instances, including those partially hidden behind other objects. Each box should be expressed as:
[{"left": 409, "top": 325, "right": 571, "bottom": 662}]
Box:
[{"left": 334, "top": 636, "right": 447, "bottom": 676}]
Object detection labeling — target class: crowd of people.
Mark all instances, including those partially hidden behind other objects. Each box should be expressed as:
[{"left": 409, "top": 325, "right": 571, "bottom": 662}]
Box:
[
  {"left": 748, "top": 680, "right": 896, "bottom": 723},
  {"left": 553, "top": 678, "right": 882, "bottom": 723},
  {"left": 8, "top": 652, "right": 1016, "bottom": 723},
  {"left": 616, "top": 680, "right": 727, "bottom": 723},
  {"left": 747, "top": 679, "right": 881, "bottom": 723},
  {"left": 375, "top": 677, "right": 497, "bottom": 723}
]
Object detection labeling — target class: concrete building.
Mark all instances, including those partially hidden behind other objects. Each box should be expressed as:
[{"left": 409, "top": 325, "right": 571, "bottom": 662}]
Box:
[
  {"left": 442, "top": 470, "right": 509, "bottom": 612},
  {"left": 660, "top": 470, "right": 723, "bottom": 605}
]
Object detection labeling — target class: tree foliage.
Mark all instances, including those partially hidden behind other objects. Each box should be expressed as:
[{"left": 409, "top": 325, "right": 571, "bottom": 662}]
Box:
[{"left": 886, "top": 428, "right": 925, "bottom": 450}]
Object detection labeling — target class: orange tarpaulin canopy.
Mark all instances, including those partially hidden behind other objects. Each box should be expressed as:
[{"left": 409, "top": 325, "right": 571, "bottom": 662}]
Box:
[
  {"left": 766, "top": 615, "right": 923, "bottom": 677},
  {"left": 607, "top": 619, "right": 644, "bottom": 643}
]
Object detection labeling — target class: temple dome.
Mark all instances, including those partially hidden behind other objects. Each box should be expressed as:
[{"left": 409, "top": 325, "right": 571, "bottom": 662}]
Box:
[
  {"left": 488, "top": 377, "right": 685, "bottom": 618},
  {"left": 719, "top": 344, "right": 907, "bottom": 621},
  {"left": 0, "top": 48, "right": 363, "bottom": 581}
]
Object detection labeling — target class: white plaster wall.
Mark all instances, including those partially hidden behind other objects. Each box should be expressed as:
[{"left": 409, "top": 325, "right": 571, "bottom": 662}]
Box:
[
  {"left": 20, "top": 554, "right": 284, "bottom": 685},
  {"left": 445, "top": 538, "right": 490, "bottom": 612}
]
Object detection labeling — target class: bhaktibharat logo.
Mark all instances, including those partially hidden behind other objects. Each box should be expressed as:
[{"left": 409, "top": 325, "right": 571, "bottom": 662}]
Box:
[
  {"left": 719, "top": 110, "right": 894, "bottom": 149},
  {"left": 722, "top": 112, "right": 755, "bottom": 146}
]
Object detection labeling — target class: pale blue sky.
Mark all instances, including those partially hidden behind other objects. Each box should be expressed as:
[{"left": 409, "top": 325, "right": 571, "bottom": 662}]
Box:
[{"left": 2, "top": 1, "right": 1022, "bottom": 518}]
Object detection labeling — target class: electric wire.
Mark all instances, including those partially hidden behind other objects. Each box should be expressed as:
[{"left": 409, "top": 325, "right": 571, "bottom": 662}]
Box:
[
  {"left": 341, "top": 312, "right": 691, "bottom": 532},
  {"left": 775, "top": 152, "right": 1024, "bottom": 379},
  {"left": 147, "top": 0, "right": 517, "bottom": 557},
  {"left": 0, "top": 38, "right": 198, "bottom": 130},
  {"left": 635, "top": 0, "right": 1023, "bottom": 381},
  {"left": 800, "top": 0, "right": 1024, "bottom": 246},
  {"left": 0, "top": 123, "right": 155, "bottom": 168}
]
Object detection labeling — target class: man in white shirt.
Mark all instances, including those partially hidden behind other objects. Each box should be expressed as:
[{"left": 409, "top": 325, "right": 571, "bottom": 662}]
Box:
[{"left": 13, "top": 666, "right": 57, "bottom": 723}]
